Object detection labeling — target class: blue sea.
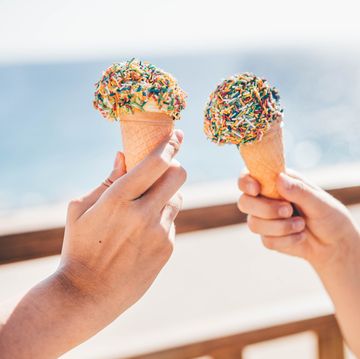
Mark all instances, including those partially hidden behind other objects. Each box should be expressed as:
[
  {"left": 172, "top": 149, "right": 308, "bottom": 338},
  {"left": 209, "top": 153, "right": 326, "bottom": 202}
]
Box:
[{"left": 0, "top": 50, "right": 359, "bottom": 210}]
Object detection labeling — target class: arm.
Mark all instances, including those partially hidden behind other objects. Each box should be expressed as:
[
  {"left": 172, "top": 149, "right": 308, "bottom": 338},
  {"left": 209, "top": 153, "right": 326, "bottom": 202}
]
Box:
[
  {"left": 237, "top": 171, "right": 360, "bottom": 356},
  {"left": 0, "top": 130, "right": 186, "bottom": 358}
]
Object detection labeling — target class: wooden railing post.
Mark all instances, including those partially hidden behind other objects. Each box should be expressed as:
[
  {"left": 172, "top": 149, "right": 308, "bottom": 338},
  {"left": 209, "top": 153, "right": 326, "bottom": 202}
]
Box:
[{"left": 317, "top": 319, "right": 344, "bottom": 359}]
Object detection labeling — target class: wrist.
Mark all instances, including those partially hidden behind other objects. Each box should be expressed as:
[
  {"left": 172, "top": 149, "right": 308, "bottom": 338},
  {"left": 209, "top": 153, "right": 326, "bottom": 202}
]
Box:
[
  {"left": 311, "top": 226, "right": 360, "bottom": 279},
  {"left": 56, "top": 259, "right": 132, "bottom": 315},
  {"left": 55, "top": 260, "right": 109, "bottom": 305}
]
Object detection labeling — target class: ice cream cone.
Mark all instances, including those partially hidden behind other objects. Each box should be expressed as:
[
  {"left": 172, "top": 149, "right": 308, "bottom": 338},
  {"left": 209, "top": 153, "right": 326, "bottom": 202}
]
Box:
[
  {"left": 239, "top": 119, "right": 285, "bottom": 199},
  {"left": 120, "top": 107, "right": 174, "bottom": 171},
  {"left": 93, "top": 60, "right": 186, "bottom": 171}
]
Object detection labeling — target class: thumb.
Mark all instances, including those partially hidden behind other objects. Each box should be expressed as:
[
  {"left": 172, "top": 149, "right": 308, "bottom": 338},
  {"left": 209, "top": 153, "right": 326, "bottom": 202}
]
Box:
[
  {"left": 67, "top": 152, "right": 126, "bottom": 220},
  {"left": 277, "top": 173, "right": 328, "bottom": 218}
]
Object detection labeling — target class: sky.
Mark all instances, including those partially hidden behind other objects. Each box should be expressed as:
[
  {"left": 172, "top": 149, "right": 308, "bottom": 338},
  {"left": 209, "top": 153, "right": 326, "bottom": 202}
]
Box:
[{"left": 1, "top": 0, "right": 360, "bottom": 64}]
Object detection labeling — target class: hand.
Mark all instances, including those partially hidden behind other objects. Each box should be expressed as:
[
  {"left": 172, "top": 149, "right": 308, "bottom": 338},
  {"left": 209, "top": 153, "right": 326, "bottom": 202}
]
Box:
[
  {"left": 0, "top": 130, "right": 187, "bottom": 359},
  {"left": 237, "top": 170, "right": 360, "bottom": 270},
  {"left": 59, "top": 129, "right": 186, "bottom": 325}
]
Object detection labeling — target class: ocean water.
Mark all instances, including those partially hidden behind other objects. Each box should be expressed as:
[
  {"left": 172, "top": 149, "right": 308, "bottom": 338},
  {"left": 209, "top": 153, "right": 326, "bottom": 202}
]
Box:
[{"left": 1, "top": 50, "right": 360, "bottom": 210}]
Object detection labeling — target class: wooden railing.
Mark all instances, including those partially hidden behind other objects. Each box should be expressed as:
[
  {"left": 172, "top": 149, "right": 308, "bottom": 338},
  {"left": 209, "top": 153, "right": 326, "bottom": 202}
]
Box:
[
  {"left": 127, "top": 315, "right": 343, "bottom": 359},
  {"left": 1, "top": 183, "right": 359, "bottom": 358},
  {"left": 1, "top": 184, "right": 359, "bottom": 265}
]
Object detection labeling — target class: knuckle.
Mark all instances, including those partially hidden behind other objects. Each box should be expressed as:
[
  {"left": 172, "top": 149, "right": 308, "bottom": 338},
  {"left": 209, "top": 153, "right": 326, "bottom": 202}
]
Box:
[
  {"left": 262, "top": 236, "right": 275, "bottom": 250},
  {"left": 155, "top": 154, "right": 168, "bottom": 169},
  {"left": 168, "top": 199, "right": 181, "bottom": 215},
  {"left": 293, "top": 180, "right": 306, "bottom": 195},
  {"left": 176, "top": 193, "right": 183, "bottom": 211},
  {"left": 237, "top": 178, "right": 243, "bottom": 190},
  {"left": 169, "top": 163, "right": 187, "bottom": 184},
  {"left": 167, "top": 137, "right": 181, "bottom": 156},
  {"left": 237, "top": 195, "right": 247, "bottom": 213},
  {"left": 68, "top": 198, "right": 82, "bottom": 211},
  {"left": 177, "top": 165, "right": 187, "bottom": 183},
  {"left": 160, "top": 140, "right": 179, "bottom": 164},
  {"left": 237, "top": 174, "right": 246, "bottom": 189},
  {"left": 175, "top": 191, "right": 183, "bottom": 204},
  {"left": 237, "top": 175, "right": 249, "bottom": 192},
  {"left": 247, "top": 215, "right": 258, "bottom": 233}
]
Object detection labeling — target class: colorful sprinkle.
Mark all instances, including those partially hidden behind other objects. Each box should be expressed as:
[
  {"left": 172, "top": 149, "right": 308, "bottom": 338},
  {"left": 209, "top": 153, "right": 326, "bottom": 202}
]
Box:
[
  {"left": 204, "top": 73, "right": 283, "bottom": 145},
  {"left": 93, "top": 58, "right": 187, "bottom": 121}
]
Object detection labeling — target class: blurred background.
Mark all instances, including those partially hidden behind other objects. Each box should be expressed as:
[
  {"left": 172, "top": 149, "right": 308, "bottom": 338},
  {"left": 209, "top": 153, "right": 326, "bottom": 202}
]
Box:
[
  {"left": 1, "top": 1, "right": 360, "bottom": 358},
  {"left": 1, "top": 0, "right": 359, "bottom": 211}
]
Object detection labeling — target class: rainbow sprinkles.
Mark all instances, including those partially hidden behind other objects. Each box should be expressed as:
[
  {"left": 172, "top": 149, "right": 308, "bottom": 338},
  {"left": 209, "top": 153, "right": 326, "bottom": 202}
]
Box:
[
  {"left": 204, "top": 73, "right": 283, "bottom": 145},
  {"left": 93, "top": 58, "right": 187, "bottom": 122}
]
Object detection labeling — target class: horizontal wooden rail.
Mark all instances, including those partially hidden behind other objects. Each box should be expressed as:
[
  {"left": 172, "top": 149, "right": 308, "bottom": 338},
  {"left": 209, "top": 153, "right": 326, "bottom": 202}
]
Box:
[
  {"left": 126, "top": 314, "right": 343, "bottom": 359},
  {"left": 0, "top": 185, "right": 359, "bottom": 265}
]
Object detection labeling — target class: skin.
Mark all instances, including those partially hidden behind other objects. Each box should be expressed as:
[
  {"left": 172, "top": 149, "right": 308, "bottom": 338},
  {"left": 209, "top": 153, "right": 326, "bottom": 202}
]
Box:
[
  {"left": 0, "top": 130, "right": 186, "bottom": 359},
  {"left": 238, "top": 170, "right": 360, "bottom": 356}
]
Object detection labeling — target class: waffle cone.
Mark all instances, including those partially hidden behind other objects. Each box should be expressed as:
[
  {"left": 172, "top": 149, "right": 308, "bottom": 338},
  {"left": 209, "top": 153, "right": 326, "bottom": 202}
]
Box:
[
  {"left": 120, "top": 110, "right": 174, "bottom": 171},
  {"left": 239, "top": 120, "right": 285, "bottom": 199}
]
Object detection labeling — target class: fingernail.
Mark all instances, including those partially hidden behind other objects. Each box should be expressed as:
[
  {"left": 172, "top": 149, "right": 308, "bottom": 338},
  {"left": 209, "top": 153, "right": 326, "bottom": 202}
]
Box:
[
  {"left": 174, "top": 129, "right": 184, "bottom": 144},
  {"left": 278, "top": 205, "right": 292, "bottom": 218},
  {"left": 292, "top": 217, "right": 305, "bottom": 231}
]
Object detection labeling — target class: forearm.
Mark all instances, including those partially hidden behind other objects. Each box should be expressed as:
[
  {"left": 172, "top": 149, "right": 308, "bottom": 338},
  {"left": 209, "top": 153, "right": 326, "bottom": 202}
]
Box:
[
  {"left": 0, "top": 270, "right": 117, "bottom": 359},
  {"left": 313, "top": 229, "right": 360, "bottom": 356}
]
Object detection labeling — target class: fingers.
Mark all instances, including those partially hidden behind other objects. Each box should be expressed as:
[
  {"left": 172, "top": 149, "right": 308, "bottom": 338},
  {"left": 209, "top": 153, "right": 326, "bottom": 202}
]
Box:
[
  {"left": 261, "top": 231, "right": 307, "bottom": 252},
  {"left": 238, "top": 194, "right": 293, "bottom": 219},
  {"left": 161, "top": 192, "right": 183, "bottom": 229},
  {"left": 285, "top": 169, "right": 321, "bottom": 190},
  {"left": 238, "top": 173, "right": 261, "bottom": 196},
  {"left": 238, "top": 169, "right": 319, "bottom": 198},
  {"left": 111, "top": 129, "right": 184, "bottom": 201},
  {"left": 141, "top": 161, "right": 187, "bottom": 210},
  {"left": 277, "top": 173, "right": 328, "bottom": 217},
  {"left": 67, "top": 152, "right": 126, "bottom": 220},
  {"left": 168, "top": 223, "right": 176, "bottom": 244},
  {"left": 247, "top": 215, "right": 305, "bottom": 236},
  {"left": 102, "top": 152, "right": 126, "bottom": 188}
]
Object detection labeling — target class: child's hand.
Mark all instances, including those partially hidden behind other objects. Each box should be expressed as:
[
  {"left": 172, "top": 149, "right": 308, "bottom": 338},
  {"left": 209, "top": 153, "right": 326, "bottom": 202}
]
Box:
[{"left": 237, "top": 170, "right": 360, "bottom": 270}]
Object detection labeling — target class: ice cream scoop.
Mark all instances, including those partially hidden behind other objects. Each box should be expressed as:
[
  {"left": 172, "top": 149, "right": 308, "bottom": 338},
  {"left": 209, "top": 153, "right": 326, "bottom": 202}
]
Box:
[
  {"left": 204, "top": 73, "right": 285, "bottom": 199},
  {"left": 94, "top": 59, "right": 187, "bottom": 170}
]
